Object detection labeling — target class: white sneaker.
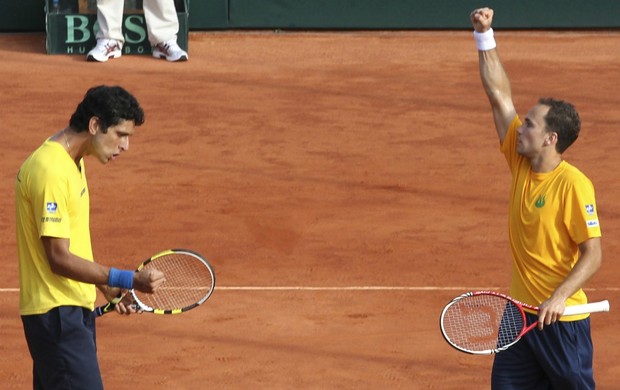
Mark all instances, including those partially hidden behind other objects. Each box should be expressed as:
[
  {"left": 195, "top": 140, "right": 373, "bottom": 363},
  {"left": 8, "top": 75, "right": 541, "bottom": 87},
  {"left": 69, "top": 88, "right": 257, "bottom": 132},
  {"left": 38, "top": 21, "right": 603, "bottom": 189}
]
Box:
[
  {"left": 152, "top": 39, "right": 188, "bottom": 62},
  {"left": 87, "top": 39, "right": 122, "bottom": 62}
]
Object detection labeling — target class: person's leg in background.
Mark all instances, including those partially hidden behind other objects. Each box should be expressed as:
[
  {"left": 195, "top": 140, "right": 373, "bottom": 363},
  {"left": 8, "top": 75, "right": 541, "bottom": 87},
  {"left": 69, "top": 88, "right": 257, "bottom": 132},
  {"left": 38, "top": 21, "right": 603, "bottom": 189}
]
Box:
[
  {"left": 145, "top": 0, "right": 188, "bottom": 61},
  {"left": 87, "top": 0, "right": 125, "bottom": 62}
]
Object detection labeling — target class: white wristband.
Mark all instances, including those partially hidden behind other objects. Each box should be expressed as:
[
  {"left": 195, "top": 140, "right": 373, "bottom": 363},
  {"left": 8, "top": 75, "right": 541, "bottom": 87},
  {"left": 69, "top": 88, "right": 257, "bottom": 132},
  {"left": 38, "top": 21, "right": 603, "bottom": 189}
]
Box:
[{"left": 473, "top": 28, "right": 496, "bottom": 51}]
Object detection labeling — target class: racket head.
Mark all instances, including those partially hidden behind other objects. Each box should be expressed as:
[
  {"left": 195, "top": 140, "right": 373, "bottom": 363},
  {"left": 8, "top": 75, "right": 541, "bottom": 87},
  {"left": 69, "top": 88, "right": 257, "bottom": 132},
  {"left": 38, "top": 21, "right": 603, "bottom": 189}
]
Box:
[
  {"left": 131, "top": 249, "right": 215, "bottom": 315},
  {"left": 439, "top": 291, "right": 528, "bottom": 355}
]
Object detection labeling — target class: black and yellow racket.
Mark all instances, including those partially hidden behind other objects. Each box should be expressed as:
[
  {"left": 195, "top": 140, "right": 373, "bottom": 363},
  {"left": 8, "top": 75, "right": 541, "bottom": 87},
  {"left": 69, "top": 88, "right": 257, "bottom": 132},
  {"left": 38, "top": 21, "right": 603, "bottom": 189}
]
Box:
[{"left": 95, "top": 249, "right": 215, "bottom": 316}]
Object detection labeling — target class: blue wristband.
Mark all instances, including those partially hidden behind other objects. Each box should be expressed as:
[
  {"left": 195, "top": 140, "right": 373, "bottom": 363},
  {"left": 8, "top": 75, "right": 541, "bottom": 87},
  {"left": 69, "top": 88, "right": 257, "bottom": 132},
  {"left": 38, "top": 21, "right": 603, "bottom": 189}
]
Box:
[{"left": 108, "top": 267, "right": 134, "bottom": 289}]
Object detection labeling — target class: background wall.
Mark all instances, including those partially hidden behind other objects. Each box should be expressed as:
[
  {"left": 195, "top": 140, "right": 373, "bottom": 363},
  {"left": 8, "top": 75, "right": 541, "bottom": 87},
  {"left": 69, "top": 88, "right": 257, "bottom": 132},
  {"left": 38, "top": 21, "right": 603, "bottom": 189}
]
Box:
[{"left": 2, "top": 0, "right": 620, "bottom": 32}]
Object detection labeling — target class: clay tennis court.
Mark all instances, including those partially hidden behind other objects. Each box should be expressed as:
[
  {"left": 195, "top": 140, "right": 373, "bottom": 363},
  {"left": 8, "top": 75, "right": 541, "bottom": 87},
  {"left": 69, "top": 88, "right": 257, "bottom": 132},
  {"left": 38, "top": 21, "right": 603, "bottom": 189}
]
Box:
[{"left": 1, "top": 30, "right": 619, "bottom": 389}]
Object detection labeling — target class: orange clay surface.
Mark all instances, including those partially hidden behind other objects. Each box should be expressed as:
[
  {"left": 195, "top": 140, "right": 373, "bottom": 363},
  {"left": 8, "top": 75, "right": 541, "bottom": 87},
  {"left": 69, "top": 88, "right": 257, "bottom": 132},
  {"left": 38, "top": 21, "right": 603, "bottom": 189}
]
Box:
[{"left": 1, "top": 30, "right": 619, "bottom": 389}]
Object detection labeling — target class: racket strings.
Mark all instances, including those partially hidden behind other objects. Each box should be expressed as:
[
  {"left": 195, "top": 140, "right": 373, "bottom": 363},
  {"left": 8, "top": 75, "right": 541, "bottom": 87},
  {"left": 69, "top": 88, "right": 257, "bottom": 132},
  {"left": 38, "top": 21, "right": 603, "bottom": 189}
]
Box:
[
  {"left": 135, "top": 253, "right": 214, "bottom": 311},
  {"left": 442, "top": 295, "right": 524, "bottom": 353}
]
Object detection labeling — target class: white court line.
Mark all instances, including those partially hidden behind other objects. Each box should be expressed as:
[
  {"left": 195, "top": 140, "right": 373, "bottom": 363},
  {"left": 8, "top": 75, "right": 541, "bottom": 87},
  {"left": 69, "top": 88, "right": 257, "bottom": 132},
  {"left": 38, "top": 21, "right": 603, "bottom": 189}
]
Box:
[
  {"left": 1, "top": 286, "right": 619, "bottom": 292},
  {"left": 212, "top": 286, "right": 620, "bottom": 292},
  {"left": 0, "top": 286, "right": 496, "bottom": 292},
  {"left": 215, "top": 286, "right": 501, "bottom": 291}
]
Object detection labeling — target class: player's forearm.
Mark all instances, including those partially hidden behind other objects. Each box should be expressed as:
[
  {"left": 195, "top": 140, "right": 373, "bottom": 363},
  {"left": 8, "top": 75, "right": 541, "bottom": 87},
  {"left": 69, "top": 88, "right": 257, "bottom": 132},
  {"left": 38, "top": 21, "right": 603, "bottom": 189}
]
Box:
[
  {"left": 478, "top": 49, "right": 512, "bottom": 109},
  {"left": 477, "top": 47, "right": 516, "bottom": 143},
  {"left": 551, "top": 238, "right": 602, "bottom": 302},
  {"left": 42, "top": 236, "right": 112, "bottom": 285},
  {"left": 48, "top": 253, "right": 111, "bottom": 285}
]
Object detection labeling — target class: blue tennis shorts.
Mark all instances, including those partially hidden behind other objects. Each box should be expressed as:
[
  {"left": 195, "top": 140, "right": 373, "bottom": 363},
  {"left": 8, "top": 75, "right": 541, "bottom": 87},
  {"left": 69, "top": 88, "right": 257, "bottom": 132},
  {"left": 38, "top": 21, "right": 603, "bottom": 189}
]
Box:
[
  {"left": 491, "top": 312, "right": 594, "bottom": 390},
  {"left": 21, "top": 306, "right": 104, "bottom": 390}
]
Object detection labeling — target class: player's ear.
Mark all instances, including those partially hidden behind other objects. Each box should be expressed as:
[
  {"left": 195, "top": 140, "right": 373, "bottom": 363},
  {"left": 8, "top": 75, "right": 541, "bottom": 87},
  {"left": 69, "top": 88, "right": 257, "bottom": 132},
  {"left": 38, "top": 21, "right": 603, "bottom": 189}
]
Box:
[
  {"left": 88, "top": 116, "right": 101, "bottom": 135},
  {"left": 544, "top": 131, "right": 558, "bottom": 146}
]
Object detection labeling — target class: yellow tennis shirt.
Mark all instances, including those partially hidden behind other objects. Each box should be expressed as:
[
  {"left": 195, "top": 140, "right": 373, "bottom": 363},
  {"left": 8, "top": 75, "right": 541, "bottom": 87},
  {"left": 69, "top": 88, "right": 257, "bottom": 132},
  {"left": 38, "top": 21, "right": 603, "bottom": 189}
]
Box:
[
  {"left": 500, "top": 116, "right": 601, "bottom": 321},
  {"left": 15, "top": 140, "right": 96, "bottom": 315}
]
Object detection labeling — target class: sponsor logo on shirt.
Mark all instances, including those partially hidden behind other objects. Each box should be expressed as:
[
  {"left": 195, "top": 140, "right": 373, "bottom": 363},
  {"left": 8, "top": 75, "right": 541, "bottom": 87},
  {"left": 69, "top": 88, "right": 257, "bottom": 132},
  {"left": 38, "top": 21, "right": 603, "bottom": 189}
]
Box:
[
  {"left": 586, "top": 220, "right": 599, "bottom": 228},
  {"left": 41, "top": 216, "right": 62, "bottom": 223},
  {"left": 46, "top": 202, "right": 58, "bottom": 213},
  {"left": 585, "top": 204, "right": 595, "bottom": 215}
]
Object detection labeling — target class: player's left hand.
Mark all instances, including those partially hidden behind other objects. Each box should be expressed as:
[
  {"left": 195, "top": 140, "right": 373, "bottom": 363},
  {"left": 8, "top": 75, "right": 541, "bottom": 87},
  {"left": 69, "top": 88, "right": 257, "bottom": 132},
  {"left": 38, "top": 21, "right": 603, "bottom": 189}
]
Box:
[
  {"left": 537, "top": 296, "right": 566, "bottom": 330},
  {"left": 114, "top": 291, "right": 142, "bottom": 315}
]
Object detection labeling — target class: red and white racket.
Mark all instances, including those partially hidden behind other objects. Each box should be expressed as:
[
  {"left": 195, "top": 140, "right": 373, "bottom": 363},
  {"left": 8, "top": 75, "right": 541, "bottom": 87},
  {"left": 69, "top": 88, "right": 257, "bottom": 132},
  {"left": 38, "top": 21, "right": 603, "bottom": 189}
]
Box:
[{"left": 439, "top": 291, "right": 610, "bottom": 355}]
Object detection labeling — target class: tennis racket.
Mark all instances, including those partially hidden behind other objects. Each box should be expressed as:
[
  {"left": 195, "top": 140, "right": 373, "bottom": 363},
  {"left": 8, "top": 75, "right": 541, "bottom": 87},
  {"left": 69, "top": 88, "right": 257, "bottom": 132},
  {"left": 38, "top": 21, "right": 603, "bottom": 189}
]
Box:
[
  {"left": 95, "top": 249, "right": 215, "bottom": 316},
  {"left": 439, "top": 291, "right": 609, "bottom": 355}
]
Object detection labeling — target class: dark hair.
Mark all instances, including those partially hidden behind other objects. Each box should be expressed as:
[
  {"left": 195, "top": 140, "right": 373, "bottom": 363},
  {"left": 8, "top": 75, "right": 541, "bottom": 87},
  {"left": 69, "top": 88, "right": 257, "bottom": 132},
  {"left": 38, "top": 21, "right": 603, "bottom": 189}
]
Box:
[
  {"left": 538, "top": 97, "right": 580, "bottom": 154},
  {"left": 69, "top": 85, "right": 145, "bottom": 133}
]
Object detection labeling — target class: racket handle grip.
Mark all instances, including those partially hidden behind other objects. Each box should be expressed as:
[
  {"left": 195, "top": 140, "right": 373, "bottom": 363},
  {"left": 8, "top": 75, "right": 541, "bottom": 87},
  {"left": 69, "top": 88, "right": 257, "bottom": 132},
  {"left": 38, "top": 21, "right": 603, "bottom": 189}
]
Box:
[
  {"left": 563, "top": 300, "right": 610, "bottom": 316},
  {"left": 94, "top": 305, "right": 106, "bottom": 317},
  {"left": 94, "top": 301, "right": 115, "bottom": 317},
  {"left": 94, "top": 294, "right": 124, "bottom": 317}
]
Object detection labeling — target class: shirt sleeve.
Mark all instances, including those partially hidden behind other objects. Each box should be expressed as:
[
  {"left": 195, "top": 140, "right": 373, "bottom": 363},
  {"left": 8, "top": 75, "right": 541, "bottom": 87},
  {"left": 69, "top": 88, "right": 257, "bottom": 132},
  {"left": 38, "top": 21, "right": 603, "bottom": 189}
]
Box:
[
  {"left": 564, "top": 175, "right": 602, "bottom": 244},
  {"left": 32, "top": 167, "right": 72, "bottom": 239}
]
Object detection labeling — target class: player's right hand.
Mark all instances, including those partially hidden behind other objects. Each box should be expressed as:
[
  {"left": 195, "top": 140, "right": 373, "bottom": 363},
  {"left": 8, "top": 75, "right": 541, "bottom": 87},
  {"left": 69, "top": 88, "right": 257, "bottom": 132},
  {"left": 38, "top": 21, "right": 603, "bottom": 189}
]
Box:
[
  {"left": 133, "top": 268, "right": 166, "bottom": 293},
  {"left": 470, "top": 7, "right": 494, "bottom": 32}
]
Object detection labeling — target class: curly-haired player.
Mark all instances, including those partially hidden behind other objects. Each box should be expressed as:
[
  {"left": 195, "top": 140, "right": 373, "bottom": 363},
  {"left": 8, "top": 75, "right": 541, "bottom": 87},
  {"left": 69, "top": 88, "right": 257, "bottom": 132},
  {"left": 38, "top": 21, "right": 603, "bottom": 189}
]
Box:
[{"left": 16, "top": 85, "right": 166, "bottom": 389}]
